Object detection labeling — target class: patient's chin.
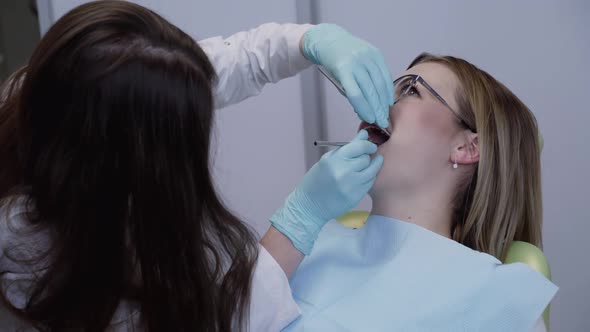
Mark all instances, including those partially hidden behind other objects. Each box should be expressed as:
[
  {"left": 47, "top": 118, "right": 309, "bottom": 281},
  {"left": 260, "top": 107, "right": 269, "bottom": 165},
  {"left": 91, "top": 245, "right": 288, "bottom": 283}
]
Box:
[
  {"left": 368, "top": 167, "right": 388, "bottom": 198},
  {"left": 368, "top": 185, "right": 379, "bottom": 199},
  {"left": 368, "top": 151, "right": 412, "bottom": 197}
]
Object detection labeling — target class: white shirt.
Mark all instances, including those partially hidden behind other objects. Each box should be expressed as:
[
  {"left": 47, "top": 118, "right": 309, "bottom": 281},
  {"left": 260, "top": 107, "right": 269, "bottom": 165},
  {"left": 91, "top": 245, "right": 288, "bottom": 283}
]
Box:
[{"left": 0, "top": 23, "right": 313, "bottom": 331}]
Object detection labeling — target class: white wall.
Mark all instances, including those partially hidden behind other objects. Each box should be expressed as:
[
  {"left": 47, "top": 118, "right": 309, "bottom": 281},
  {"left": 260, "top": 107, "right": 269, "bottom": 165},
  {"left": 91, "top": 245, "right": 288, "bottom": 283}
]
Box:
[
  {"left": 317, "top": 1, "right": 590, "bottom": 330},
  {"left": 36, "top": 1, "right": 589, "bottom": 331}
]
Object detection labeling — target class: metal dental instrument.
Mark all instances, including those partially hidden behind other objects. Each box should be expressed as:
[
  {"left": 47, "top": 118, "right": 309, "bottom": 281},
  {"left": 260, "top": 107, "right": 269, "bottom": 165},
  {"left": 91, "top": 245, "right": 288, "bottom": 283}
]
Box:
[
  {"left": 318, "top": 66, "right": 347, "bottom": 96},
  {"left": 314, "top": 141, "right": 348, "bottom": 147},
  {"left": 316, "top": 66, "right": 392, "bottom": 148}
]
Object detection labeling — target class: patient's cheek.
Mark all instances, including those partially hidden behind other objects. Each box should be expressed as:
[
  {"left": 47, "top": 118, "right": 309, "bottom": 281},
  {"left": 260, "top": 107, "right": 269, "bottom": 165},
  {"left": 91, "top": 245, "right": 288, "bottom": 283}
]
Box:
[{"left": 417, "top": 106, "right": 453, "bottom": 137}]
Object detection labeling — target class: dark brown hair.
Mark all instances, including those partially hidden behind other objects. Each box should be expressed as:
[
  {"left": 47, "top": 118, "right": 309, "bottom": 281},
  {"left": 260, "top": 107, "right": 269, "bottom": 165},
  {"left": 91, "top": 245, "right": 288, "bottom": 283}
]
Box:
[{"left": 0, "top": 1, "right": 258, "bottom": 330}]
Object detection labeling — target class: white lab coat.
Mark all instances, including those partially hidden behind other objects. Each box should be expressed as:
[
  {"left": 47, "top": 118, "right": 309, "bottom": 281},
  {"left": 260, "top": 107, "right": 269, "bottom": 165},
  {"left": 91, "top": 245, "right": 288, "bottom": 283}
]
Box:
[{"left": 0, "top": 23, "right": 313, "bottom": 331}]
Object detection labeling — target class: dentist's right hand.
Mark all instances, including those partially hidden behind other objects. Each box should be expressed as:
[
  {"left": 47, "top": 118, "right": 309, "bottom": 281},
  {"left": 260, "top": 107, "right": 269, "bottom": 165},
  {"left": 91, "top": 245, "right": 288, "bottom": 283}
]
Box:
[{"left": 270, "top": 130, "right": 384, "bottom": 255}]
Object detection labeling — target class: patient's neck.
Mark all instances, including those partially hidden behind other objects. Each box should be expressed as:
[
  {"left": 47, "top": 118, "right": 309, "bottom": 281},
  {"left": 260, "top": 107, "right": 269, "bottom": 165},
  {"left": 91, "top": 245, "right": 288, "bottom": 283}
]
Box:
[{"left": 370, "top": 185, "right": 453, "bottom": 238}]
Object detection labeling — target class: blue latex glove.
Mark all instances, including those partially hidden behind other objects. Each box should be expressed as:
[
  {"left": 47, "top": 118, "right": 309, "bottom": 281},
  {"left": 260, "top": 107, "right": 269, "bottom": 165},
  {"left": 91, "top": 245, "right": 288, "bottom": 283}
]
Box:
[
  {"left": 302, "top": 24, "right": 394, "bottom": 129},
  {"left": 270, "top": 130, "right": 384, "bottom": 255}
]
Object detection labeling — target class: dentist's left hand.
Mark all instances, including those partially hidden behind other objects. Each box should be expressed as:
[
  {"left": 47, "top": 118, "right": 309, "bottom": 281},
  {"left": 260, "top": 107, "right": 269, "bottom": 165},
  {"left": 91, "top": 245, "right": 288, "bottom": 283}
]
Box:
[
  {"left": 301, "top": 24, "right": 394, "bottom": 129},
  {"left": 270, "top": 130, "right": 384, "bottom": 255}
]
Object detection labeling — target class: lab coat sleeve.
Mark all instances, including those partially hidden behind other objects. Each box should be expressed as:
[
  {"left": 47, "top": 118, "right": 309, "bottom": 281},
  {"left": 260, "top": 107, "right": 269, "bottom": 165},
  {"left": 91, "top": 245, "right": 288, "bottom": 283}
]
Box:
[
  {"left": 198, "top": 23, "right": 314, "bottom": 110},
  {"left": 249, "top": 245, "right": 300, "bottom": 331}
]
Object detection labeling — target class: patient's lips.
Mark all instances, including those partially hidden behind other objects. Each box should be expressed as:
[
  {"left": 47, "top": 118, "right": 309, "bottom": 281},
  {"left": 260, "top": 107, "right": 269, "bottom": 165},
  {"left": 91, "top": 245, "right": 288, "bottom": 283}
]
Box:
[{"left": 358, "top": 121, "right": 390, "bottom": 146}]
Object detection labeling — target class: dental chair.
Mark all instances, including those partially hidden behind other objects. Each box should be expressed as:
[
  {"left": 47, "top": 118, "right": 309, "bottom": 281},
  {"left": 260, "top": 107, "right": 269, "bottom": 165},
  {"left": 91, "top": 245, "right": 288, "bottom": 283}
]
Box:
[{"left": 336, "top": 210, "right": 553, "bottom": 330}]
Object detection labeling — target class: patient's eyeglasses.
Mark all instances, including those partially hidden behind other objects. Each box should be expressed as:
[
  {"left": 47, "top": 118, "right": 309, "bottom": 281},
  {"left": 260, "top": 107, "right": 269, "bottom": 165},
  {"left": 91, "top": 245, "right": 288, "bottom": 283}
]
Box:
[
  {"left": 393, "top": 74, "right": 476, "bottom": 133},
  {"left": 313, "top": 68, "right": 477, "bottom": 148}
]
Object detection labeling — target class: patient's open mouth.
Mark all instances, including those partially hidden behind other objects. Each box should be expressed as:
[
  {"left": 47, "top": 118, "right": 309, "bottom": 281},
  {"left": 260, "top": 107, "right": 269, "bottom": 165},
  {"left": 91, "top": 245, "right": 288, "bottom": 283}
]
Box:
[{"left": 358, "top": 121, "right": 391, "bottom": 146}]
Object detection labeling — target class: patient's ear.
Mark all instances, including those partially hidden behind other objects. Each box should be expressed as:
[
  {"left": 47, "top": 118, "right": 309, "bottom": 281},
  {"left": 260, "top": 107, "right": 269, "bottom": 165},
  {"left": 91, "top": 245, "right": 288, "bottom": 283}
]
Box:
[{"left": 451, "top": 132, "right": 479, "bottom": 166}]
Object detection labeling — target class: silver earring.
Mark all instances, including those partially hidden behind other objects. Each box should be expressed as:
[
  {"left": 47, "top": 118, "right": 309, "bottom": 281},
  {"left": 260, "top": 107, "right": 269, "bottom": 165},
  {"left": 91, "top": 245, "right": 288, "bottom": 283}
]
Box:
[{"left": 453, "top": 159, "right": 458, "bottom": 169}]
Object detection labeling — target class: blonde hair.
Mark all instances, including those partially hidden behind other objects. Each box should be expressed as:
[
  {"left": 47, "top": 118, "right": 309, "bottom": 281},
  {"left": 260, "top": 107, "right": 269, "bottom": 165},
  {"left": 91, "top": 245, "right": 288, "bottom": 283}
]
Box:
[{"left": 408, "top": 53, "right": 542, "bottom": 260}]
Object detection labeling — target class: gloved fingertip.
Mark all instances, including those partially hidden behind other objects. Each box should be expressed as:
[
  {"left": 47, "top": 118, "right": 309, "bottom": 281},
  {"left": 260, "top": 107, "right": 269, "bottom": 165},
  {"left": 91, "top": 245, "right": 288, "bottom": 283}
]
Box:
[
  {"left": 369, "top": 144, "right": 378, "bottom": 154},
  {"left": 356, "top": 113, "right": 364, "bottom": 122},
  {"left": 374, "top": 154, "right": 384, "bottom": 165},
  {"left": 375, "top": 109, "right": 388, "bottom": 128},
  {"left": 354, "top": 104, "right": 375, "bottom": 124},
  {"left": 364, "top": 111, "right": 376, "bottom": 124},
  {"left": 355, "top": 129, "right": 369, "bottom": 140}
]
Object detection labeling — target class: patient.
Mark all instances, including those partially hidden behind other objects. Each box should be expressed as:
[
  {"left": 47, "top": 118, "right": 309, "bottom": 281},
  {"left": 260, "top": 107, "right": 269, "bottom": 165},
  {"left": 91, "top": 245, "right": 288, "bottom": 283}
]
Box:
[{"left": 285, "top": 53, "right": 557, "bottom": 332}]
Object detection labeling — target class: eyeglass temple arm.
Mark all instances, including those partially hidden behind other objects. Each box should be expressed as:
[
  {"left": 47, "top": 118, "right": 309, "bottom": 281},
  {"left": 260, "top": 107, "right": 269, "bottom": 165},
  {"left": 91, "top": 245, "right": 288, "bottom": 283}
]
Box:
[
  {"left": 415, "top": 76, "right": 475, "bottom": 132},
  {"left": 317, "top": 66, "right": 346, "bottom": 96},
  {"left": 415, "top": 76, "right": 453, "bottom": 110}
]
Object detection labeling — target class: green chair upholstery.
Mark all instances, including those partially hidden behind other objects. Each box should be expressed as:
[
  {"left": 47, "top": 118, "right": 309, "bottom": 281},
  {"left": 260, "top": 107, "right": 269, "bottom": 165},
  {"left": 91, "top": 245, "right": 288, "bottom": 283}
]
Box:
[{"left": 505, "top": 241, "right": 552, "bottom": 328}]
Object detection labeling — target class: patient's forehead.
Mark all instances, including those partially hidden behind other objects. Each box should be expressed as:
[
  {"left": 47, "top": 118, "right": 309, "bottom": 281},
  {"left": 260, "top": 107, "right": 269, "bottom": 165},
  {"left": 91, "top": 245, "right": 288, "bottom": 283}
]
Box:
[{"left": 400, "top": 62, "right": 461, "bottom": 111}]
